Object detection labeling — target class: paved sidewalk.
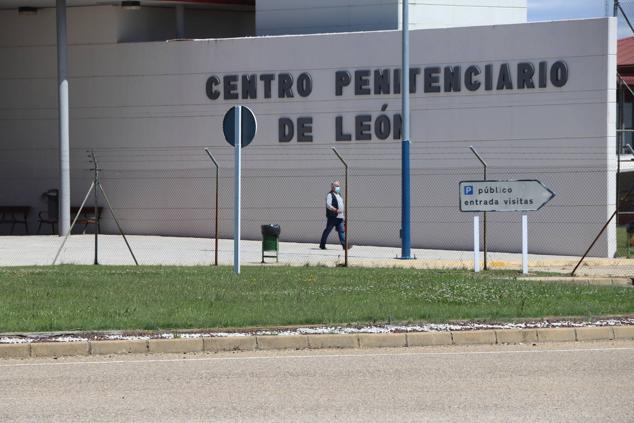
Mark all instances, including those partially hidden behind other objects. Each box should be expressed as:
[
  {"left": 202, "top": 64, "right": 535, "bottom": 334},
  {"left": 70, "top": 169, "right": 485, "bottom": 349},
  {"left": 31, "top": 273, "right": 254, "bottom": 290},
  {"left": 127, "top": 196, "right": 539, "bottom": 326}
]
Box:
[{"left": 0, "top": 235, "right": 632, "bottom": 277}]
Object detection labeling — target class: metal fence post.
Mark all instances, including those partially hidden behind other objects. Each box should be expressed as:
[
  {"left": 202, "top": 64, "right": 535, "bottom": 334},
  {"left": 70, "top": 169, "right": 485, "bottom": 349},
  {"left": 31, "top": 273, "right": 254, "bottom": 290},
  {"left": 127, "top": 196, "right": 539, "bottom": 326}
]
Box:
[
  {"left": 332, "top": 148, "right": 349, "bottom": 267},
  {"left": 89, "top": 150, "right": 100, "bottom": 265},
  {"left": 204, "top": 148, "right": 220, "bottom": 266}
]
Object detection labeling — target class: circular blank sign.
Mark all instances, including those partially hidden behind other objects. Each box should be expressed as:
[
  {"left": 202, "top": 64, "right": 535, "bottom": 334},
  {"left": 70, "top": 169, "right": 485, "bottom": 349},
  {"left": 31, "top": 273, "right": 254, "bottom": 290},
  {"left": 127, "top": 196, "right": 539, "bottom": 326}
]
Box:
[{"left": 223, "top": 106, "right": 257, "bottom": 148}]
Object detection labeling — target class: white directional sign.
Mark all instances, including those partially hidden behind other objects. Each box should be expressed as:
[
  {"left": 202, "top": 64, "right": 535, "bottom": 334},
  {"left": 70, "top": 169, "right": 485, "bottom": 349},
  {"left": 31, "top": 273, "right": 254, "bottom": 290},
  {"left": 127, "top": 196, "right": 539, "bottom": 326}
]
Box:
[{"left": 459, "top": 180, "right": 555, "bottom": 212}]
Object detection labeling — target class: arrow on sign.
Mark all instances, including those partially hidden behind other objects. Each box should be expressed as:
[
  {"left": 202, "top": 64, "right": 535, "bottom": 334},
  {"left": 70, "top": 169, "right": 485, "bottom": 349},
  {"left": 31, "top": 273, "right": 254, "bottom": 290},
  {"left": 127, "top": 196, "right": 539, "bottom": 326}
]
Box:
[{"left": 459, "top": 180, "right": 555, "bottom": 212}]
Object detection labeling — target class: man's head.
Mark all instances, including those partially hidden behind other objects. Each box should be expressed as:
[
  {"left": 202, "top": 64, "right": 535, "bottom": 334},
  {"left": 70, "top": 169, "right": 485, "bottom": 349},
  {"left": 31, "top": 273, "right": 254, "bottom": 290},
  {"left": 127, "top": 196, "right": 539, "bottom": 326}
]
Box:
[{"left": 331, "top": 181, "right": 341, "bottom": 194}]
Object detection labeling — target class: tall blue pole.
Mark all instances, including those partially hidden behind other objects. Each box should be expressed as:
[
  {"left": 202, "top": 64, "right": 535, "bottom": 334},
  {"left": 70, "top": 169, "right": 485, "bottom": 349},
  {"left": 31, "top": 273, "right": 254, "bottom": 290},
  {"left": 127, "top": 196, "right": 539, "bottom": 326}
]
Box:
[
  {"left": 401, "top": 0, "right": 412, "bottom": 259},
  {"left": 234, "top": 106, "right": 242, "bottom": 274}
]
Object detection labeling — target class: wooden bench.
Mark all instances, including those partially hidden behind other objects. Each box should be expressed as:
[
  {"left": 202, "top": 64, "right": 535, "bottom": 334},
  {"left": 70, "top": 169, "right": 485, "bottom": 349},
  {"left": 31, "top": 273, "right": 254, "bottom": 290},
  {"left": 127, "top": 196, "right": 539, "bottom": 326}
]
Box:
[{"left": 0, "top": 206, "right": 31, "bottom": 234}]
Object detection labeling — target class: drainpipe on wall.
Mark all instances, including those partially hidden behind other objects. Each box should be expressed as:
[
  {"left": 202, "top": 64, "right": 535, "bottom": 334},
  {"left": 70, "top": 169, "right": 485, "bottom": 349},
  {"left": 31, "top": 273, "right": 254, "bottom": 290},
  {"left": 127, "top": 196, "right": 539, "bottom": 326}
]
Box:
[
  {"left": 176, "top": 5, "right": 185, "bottom": 38},
  {"left": 56, "top": 0, "right": 71, "bottom": 236}
]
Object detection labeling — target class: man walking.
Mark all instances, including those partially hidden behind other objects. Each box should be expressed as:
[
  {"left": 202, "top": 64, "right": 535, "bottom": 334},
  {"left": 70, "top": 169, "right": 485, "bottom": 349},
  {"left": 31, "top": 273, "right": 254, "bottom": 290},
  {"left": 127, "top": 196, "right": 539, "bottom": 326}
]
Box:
[{"left": 319, "top": 181, "right": 349, "bottom": 250}]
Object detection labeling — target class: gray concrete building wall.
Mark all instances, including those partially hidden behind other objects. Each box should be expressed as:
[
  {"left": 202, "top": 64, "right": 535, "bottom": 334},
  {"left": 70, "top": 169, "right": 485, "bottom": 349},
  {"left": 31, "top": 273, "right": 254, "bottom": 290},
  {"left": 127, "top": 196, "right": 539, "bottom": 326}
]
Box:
[
  {"left": 256, "top": 0, "right": 527, "bottom": 36},
  {"left": 0, "top": 5, "right": 119, "bottom": 45},
  {"left": 116, "top": 6, "right": 254, "bottom": 42},
  {"left": 404, "top": 0, "right": 527, "bottom": 30},
  {"left": 0, "top": 5, "right": 254, "bottom": 46},
  {"left": 0, "top": 17, "right": 617, "bottom": 257},
  {"left": 184, "top": 8, "right": 255, "bottom": 40},
  {"left": 256, "top": 0, "right": 397, "bottom": 35}
]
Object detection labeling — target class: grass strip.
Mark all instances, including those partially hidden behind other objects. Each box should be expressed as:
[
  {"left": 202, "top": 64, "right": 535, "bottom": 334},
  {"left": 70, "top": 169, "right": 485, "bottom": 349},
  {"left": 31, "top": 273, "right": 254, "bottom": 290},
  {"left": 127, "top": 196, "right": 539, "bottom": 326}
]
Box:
[{"left": 0, "top": 266, "right": 632, "bottom": 333}]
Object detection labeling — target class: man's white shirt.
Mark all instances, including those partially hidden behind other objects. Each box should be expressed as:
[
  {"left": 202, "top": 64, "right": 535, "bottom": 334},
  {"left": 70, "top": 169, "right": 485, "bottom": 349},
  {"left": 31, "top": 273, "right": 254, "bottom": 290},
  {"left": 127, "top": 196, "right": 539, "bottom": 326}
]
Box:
[{"left": 326, "top": 192, "right": 345, "bottom": 219}]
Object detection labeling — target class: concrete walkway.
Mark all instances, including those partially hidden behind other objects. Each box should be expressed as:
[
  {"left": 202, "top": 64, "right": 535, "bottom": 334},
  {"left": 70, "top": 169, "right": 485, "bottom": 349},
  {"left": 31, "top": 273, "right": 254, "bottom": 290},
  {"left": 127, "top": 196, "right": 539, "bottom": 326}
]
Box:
[{"left": 0, "top": 235, "right": 632, "bottom": 277}]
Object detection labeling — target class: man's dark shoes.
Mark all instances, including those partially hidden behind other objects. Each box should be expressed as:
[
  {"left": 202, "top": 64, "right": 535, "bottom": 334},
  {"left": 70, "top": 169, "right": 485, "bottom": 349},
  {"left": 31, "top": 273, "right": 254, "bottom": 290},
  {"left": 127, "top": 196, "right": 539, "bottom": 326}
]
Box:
[{"left": 319, "top": 245, "right": 327, "bottom": 250}]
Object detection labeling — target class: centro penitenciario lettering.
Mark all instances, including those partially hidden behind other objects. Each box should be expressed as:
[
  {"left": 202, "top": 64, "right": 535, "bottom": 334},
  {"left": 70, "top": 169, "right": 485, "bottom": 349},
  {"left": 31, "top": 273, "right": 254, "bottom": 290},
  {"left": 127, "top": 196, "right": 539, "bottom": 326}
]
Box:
[{"left": 205, "top": 61, "right": 569, "bottom": 143}]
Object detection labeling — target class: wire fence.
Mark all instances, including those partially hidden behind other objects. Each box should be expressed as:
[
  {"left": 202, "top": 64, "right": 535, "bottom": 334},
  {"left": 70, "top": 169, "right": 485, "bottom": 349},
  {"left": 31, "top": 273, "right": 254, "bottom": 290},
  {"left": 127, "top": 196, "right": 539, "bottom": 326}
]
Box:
[
  {"left": 0, "top": 2, "right": 631, "bottom": 276},
  {"left": 0, "top": 141, "right": 628, "bottom": 278},
  {"left": 619, "top": 0, "right": 634, "bottom": 19}
]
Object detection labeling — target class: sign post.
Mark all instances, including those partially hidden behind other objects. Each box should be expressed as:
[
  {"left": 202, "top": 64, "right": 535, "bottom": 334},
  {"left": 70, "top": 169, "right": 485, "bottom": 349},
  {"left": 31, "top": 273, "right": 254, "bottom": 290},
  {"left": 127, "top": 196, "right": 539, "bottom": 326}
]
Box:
[
  {"left": 234, "top": 107, "right": 241, "bottom": 275},
  {"left": 468, "top": 146, "right": 487, "bottom": 269},
  {"left": 473, "top": 215, "right": 480, "bottom": 273},
  {"left": 522, "top": 213, "right": 528, "bottom": 274},
  {"left": 400, "top": 0, "right": 413, "bottom": 260},
  {"left": 223, "top": 105, "right": 257, "bottom": 275},
  {"left": 459, "top": 180, "right": 555, "bottom": 274}
]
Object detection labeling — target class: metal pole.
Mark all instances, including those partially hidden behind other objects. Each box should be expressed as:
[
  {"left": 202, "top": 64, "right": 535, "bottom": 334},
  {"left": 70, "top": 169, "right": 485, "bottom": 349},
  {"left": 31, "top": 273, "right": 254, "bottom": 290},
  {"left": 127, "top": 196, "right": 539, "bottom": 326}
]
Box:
[
  {"left": 234, "top": 106, "right": 242, "bottom": 275},
  {"left": 473, "top": 215, "right": 480, "bottom": 273},
  {"left": 571, "top": 211, "right": 617, "bottom": 276},
  {"left": 572, "top": 177, "right": 634, "bottom": 275},
  {"left": 469, "top": 146, "right": 488, "bottom": 270},
  {"left": 98, "top": 184, "right": 139, "bottom": 266},
  {"left": 56, "top": 0, "right": 70, "bottom": 236},
  {"left": 91, "top": 151, "right": 99, "bottom": 265},
  {"left": 522, "top": 214, "right": 528, "bottom": 275},
  {"left": 483, "top": 177, "right": 487, "bottom": 269},
  {"left": 204, "top": 148, "right": 219, "bottom": 266},
  {"left": 52, "top": 182, "right": 95, "bottom": 265},
  {"left": 619, "top": 2, "right": 634, "bottom": 34},
  {"left": 618, "top": 78, "right": 624, "bottom": 225},
  {"left": 401, "top": 0, "right": 412, "bottom": 259},
  {"left": 614, "top": 0, "right": 619, "bottom": 17},
  {"left": 332, "top": 148, "right": 349, "bottom": 267}
]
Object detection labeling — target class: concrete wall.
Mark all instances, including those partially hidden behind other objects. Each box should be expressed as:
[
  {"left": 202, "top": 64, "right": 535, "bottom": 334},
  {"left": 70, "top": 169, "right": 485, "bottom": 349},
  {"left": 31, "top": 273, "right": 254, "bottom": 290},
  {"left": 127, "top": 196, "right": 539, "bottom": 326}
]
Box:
[
  {"left": 116, "top": 6, "right": 177, "bottom": 43},
  {"left": 117, "top": 6, "right": 254, "bottom": 42},
  {"left": 257, "top": 0, "right": 397, "bottom": 35},
  {"left": 0, "top": 17, "right": 617, "bottom": 257},
  {"left": 404, "top": 0, "right": 527, "bottom": 30},
  {"left": 0, "top": 6, "right": 119, "bottom": 46},
  {"left": 256, "top": 0, "right": 527, "bottom": 36},
  {"left": 184, "top": 9, "right": 255, "bottom": 40},
  {"left": 0, "top": 5, "right": 254, "bottom": 46}
]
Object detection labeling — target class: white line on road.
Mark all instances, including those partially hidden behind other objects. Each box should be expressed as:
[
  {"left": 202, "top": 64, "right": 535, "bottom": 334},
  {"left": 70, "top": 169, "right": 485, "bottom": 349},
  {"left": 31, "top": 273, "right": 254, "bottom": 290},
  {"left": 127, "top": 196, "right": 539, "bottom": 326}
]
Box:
[{"left": 1, "top": 346, "right": 633, "bottom": 369}]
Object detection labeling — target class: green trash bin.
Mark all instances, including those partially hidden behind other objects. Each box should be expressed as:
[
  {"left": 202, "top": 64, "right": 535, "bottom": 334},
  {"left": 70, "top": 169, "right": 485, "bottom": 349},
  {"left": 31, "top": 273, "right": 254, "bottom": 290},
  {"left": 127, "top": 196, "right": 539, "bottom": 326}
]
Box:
[{"left": 261, "top": 224, "right": 280, "bottom": 263}]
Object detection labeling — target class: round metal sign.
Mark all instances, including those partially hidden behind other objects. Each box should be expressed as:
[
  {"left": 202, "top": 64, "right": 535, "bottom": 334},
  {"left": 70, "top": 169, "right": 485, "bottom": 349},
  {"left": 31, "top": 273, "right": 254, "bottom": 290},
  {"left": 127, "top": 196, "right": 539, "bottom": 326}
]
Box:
[{"left": 223, "top": 106, "right": 257, "bottom": 148}]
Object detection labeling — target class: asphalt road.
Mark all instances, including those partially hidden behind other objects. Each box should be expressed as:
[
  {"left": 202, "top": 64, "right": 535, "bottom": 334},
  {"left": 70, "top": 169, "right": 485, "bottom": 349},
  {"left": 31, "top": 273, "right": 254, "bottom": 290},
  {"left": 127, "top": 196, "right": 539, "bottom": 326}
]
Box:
[{"left": 1, "top": 341, "right": 633, "bottom": 422}]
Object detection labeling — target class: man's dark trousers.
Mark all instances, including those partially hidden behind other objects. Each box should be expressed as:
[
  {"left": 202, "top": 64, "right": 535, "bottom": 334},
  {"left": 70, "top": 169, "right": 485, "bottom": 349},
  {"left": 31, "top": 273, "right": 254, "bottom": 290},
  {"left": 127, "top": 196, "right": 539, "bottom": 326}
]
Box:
[{"left": 320, "top": 216, "right": 345, "bottom": 248}]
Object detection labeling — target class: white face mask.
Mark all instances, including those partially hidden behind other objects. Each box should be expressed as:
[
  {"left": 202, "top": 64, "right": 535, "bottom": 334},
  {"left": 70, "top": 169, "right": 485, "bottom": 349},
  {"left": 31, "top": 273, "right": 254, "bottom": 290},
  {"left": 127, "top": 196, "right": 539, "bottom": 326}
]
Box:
[{"left": 334, "top": 186, "right": 341, "bottom": 194}]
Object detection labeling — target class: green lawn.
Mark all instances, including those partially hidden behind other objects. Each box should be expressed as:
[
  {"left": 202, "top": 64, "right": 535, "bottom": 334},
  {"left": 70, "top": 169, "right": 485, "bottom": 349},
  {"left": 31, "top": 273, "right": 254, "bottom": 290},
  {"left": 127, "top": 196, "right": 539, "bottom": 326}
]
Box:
[{"left": 0, "top": 266, "right": 633, "bottom": 333}]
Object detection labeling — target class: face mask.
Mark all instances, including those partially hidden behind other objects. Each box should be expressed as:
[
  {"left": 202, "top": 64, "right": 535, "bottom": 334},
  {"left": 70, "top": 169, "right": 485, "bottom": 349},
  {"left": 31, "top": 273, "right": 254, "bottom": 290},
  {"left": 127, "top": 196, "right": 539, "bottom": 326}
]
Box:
[{"left": 334, "top": 187, "right": 341, "bottom": 194}]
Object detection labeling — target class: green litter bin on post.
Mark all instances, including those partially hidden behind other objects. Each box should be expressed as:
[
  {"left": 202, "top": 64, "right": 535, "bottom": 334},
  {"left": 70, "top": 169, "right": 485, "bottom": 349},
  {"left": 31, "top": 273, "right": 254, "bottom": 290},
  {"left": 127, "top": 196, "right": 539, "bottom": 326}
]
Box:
[{"left": 261, "top": 224, "right": 280, "bottom": 263}]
